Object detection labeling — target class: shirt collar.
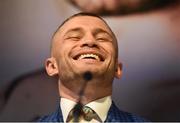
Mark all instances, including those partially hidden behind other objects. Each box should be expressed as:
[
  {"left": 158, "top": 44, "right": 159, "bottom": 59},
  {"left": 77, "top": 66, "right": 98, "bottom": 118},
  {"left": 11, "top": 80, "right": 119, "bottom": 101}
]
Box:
[
  {"left": 60, "top": 96, "right": 112, "bottom": 122},
  {"left": 60, "top": 98, "right": 76, "bottom": 122}
]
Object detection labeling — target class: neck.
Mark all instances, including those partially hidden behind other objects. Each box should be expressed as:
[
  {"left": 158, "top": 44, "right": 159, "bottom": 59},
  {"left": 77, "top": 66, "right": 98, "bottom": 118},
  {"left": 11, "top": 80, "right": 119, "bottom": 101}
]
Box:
[{"left": 58, "top": 79, "right": 112, "bottom": 105}]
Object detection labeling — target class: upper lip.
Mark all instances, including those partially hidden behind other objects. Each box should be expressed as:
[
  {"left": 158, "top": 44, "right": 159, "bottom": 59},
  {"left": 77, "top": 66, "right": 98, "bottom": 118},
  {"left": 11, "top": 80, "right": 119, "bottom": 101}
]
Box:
[{"left": 71, "top": 50, "right": 105, "bottom": 61}]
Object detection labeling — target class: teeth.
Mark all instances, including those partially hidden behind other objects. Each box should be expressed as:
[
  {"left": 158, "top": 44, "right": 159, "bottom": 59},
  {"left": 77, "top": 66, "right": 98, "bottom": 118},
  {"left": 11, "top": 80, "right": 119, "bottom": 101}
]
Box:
[{"left": 78, "top": 54, "right": 100, "bottom": 61}]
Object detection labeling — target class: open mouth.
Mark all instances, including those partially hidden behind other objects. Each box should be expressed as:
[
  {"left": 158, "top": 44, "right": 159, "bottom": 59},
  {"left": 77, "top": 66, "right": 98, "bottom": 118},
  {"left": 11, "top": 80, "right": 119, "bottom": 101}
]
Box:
[{"left": 73, "top": 53, "right": 105, "bottom": 62}]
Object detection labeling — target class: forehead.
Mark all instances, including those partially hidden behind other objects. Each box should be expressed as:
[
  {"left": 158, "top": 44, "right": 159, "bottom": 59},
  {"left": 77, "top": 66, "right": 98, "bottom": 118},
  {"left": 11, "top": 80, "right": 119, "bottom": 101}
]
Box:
[{"left": 57, "top": 16, "right": 112, "bottom": 35}]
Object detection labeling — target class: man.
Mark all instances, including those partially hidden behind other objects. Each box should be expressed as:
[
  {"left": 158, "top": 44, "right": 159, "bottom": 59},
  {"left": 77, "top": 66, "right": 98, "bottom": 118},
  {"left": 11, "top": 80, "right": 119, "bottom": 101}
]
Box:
[
  {"left": 38, "top": 12, "right": 147, "bottom": 122},
  {"left": 69, "top": 0, "right": 179, "bottom": 15}
]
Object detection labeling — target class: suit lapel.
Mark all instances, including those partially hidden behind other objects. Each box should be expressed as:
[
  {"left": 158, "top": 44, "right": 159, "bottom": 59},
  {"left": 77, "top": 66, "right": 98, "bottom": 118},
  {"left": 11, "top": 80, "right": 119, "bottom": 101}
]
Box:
[
  {"left": 45, "top": 104, "right": 64, "bottom": 122},
  {"left": 55, "top": 104, "right": 64, "bottom": 122},
  {"left": 105, "top": 101, "right": 119, "bottom": 122},
  {"left": 105, "top": 101, "right": 132, "bottom": 122}
]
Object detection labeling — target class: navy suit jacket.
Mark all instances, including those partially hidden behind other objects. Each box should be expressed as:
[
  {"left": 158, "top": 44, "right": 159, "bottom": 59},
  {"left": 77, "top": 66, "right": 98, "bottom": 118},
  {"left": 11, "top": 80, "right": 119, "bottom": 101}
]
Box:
[{"left": 38, "top": 102, "right": 147, "bottom": 122}]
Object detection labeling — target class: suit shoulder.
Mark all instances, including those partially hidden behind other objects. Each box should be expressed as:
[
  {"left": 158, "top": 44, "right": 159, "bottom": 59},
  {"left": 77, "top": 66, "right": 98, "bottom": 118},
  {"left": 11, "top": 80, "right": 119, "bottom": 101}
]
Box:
[
  {"left": 37, "top": 113, "right": 59, "bottom": 122},
  {"left": 106, "top": 102, "right": 149, "bottom": 122},
  {"left": 37, "top": 109, "right": 63, "bottom": 122}
]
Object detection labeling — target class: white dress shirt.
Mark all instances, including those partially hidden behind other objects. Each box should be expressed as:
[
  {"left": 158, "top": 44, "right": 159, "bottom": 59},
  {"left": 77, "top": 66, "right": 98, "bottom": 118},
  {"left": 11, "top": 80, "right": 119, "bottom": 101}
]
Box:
[{"left": 60, "top": 96, "right": 112, "bottom": 122}]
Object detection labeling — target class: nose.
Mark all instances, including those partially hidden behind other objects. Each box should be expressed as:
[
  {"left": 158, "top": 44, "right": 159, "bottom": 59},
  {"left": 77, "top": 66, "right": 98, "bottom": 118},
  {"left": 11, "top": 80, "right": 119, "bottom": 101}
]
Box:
[{"left": 80, "top": 34, "right": 98, "bottom": 48}]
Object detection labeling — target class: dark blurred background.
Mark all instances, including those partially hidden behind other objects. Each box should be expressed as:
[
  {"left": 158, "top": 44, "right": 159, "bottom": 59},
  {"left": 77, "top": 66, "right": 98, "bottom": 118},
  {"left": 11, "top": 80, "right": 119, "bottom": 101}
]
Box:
[{"left": 0, "top": 0, "right": 180, "bottom": 121}]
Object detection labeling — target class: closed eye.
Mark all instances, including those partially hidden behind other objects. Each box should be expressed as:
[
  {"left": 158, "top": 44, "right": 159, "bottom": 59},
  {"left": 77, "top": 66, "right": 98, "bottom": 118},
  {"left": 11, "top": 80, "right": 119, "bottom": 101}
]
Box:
[
  {"left": 66, "top": 36, "right": 81, "bottom": 41},
  {"left": 96, "top": 38, "right": 110, "bottom": 42}
]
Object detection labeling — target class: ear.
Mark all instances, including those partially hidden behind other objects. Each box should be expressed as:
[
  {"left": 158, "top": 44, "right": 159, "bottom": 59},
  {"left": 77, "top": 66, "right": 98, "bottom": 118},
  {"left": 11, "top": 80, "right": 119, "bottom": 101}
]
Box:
[
  {"left": 45, "top": 57, "right": 59, "bottom": 76},
  {"left": 115, "top": 60, "right": 123, "bottom": 79}
]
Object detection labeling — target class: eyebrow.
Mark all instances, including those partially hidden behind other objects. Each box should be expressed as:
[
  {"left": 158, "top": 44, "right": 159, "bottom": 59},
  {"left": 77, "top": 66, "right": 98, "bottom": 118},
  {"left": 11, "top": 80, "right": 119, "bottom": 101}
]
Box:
[
  {"left": 63, "top": 27, "right": 113, "bottom": 39},
  {"left": 63, "top": 28, "right": 83, "bottom": 37}
]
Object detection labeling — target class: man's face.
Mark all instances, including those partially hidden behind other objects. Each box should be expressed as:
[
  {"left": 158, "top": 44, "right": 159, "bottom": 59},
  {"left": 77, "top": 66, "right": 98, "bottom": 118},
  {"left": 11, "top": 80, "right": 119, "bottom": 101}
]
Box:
[{"left": 49, "top": 16, "right": 121, "bottom": 83}]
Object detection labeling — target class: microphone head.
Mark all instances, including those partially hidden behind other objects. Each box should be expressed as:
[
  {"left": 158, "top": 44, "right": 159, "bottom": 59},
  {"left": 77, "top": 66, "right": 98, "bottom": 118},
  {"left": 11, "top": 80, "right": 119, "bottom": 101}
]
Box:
[{"left": 83, "top": 71, "right": 92, "bottom": 81}]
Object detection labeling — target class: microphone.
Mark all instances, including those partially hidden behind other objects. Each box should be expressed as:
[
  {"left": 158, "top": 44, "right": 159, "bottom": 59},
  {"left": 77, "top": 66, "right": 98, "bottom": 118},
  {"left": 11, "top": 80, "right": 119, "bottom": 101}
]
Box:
[
  {"left": 83, "top": 71, "right": 92, "bottom": 81},
  {"left": 73, "top": 71, "right": 92, "bottom": 122},
  {"left": 79, "top": 71, "right": 92, "bottom": 96}
]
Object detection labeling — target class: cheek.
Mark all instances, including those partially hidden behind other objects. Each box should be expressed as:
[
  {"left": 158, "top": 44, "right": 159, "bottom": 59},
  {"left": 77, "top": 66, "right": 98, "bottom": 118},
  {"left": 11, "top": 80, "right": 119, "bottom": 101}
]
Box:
[
  {"left": 103, "top": 44, "right": 116, "bottom": 57},
  {"left": 55, "top": 43, "right": 71, "bottom": 56},
  {"left": 55, "top": 43, "right": 76, "bottom": 64}
]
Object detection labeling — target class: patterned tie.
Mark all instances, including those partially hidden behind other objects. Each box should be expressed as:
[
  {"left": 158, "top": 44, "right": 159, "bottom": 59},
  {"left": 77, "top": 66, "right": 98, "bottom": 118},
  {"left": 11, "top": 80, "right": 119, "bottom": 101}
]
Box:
[{"left": 66, "top": 106, "right": 102, "bottom": 122}]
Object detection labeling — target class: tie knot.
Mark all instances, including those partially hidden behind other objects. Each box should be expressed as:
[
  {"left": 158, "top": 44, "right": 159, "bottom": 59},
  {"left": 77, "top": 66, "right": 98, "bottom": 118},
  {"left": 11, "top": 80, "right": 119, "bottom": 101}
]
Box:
[
  {"left": 82, "top": 106, "right": 95, "bottom": 121},
  {"left": 66, "top": 106, "right": 102, "bottom": 122}
]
